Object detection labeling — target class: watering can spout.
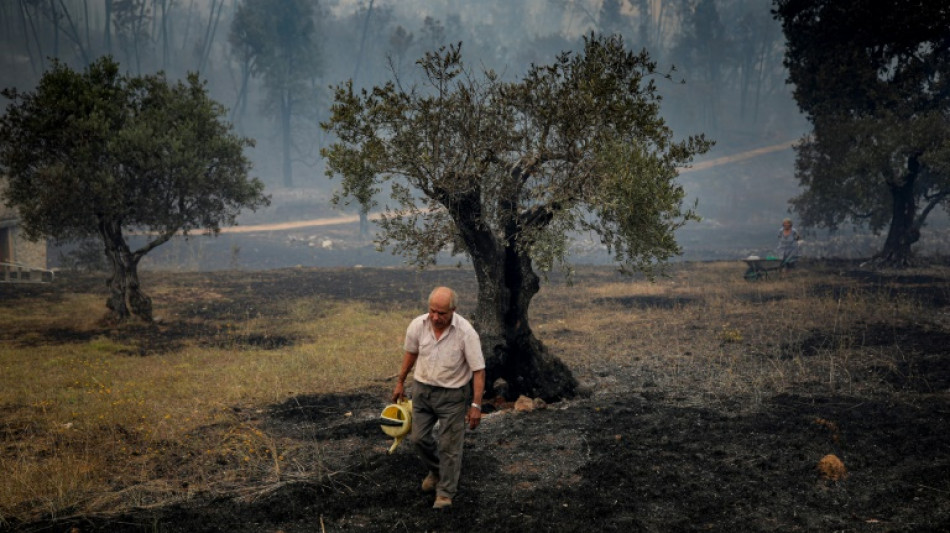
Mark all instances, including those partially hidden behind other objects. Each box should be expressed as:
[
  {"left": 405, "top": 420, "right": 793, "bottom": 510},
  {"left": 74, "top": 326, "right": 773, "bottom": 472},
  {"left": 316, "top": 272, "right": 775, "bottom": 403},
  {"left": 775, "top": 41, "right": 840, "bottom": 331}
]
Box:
[
  {"left": 388, "top": 435, "right": 403, "bottom": 454},
  {"left": 379, "top": 398, "right": 412, "bottom": 454}
]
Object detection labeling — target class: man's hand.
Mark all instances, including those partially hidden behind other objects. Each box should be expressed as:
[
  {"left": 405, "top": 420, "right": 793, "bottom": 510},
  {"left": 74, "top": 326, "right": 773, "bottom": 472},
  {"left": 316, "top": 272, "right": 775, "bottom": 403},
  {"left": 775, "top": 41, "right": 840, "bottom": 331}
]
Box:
[
  {"left": 392, "top": 352, "right": 418, "bottom": 403},
  {"left": 465, "top": 405, "right": 482, "bottom": 430},
  {"left": 391, "top": 381, "right": 405, "bottom": 404}
]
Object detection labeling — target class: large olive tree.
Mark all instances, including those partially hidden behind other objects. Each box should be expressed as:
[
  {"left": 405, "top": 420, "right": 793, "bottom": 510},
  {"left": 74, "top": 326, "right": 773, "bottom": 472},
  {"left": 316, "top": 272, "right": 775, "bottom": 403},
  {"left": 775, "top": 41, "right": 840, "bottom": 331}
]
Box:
[
  {"left": 775, "top": 0, "right": 950, "bottom": 266},
  {"left": 0, "top": 56, "right": 269, "bottom": 321},
  {"left": 322, "top": 35, "right": 711, "bottom": 401}
]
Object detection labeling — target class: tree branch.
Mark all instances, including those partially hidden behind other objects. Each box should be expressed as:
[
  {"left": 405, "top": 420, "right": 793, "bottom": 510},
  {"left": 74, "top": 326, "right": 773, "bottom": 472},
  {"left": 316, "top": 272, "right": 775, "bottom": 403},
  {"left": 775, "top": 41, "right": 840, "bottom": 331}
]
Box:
[
  {"left": 518, "top": 203, "right": 557, "bottom": 232},
  {"left": 916, "top": 189, "right": 950, "bottom": 231}
]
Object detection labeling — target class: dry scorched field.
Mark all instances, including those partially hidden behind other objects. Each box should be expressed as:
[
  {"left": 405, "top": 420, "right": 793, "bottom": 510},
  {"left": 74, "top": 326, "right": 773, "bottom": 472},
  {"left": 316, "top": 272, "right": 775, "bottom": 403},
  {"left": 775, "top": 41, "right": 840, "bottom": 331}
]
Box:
[{"left": 2, "top": 260, "right": 949, "bottom": 532}]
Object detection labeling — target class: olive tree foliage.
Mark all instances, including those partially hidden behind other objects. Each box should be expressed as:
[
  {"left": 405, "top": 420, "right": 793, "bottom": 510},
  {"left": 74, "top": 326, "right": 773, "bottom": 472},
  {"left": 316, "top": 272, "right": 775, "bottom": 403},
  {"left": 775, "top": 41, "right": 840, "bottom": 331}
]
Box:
[
  {"left": 0, "top": 56, "right": 269, "bottom": 321},
  {"left": 774, "top": 0, "right": 950, "bottom": 266},
  {"left": 322, "top": 35, "right": 711, "bottom": 401}
]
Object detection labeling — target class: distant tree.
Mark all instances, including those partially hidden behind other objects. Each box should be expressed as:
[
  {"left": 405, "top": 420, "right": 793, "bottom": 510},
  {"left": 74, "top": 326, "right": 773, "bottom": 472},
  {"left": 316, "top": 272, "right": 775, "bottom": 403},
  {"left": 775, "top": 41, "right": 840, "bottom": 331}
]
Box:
[
  {"left": 629, "top": 0, "right": 685, "bottom": 57},
  {"left": 731, "top": 3, "right": 786, "bottom": 121},
  {"left": 418, "top": 16, "right": 446, "bottom": 55},
  {"left": 387, "top": 25, "right": 415, "bottom": 78},
  {"left": 322, "top": 36, "right": 711, "bottom": 401},
  {"left": 0, "top": 57, "right": 269, "bottom": 321},
  {"left": 111, "top": 0, "right": 152, "bottom": 74},
  {"left": 195, "top": 0, "right": 227, "bottom": 74},
  {"left": 774, "top": 0, "right": 950, "bottom": 266},
  {"left": 228, "top": 0, "right": 263, "bottom": 126},
  {"left": 229, "top": 0, "right": 322, "bottom": 187},
  {"left": 672, "top": 0, "right": 730, "bottom": 132},
  {"left": 351, "top": 0, "right": 376, "bottom": 85}
]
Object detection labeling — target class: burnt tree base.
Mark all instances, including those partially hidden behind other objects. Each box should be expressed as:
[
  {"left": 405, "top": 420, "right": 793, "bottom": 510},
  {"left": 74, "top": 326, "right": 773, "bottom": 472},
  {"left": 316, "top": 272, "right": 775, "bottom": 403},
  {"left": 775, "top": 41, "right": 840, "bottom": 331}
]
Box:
[{"left": 485, "top": 331, "right": 578, "bottom": 403}]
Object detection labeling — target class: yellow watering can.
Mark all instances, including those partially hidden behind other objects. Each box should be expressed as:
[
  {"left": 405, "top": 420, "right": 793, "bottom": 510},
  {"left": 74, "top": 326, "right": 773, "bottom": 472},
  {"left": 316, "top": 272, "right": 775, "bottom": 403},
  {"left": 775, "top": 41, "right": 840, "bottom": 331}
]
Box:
[{"left": 379, "top": 398, "right": 412, "bottom": 454}]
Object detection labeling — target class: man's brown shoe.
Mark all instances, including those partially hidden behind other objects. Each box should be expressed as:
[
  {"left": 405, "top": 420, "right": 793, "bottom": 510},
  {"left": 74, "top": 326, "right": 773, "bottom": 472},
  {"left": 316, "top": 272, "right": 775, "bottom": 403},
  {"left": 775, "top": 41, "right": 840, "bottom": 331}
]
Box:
[
  {"left": 421, "top": 471, "right": 438, "bottom": 492},
  {"left": 432, "top": 495, "right": 452, "bottom": 509}
]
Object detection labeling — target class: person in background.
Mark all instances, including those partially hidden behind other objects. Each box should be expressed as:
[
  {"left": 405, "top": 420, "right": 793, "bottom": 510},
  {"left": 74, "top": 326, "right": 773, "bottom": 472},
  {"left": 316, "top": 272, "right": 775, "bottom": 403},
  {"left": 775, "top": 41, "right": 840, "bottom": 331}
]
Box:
[
  {"left": 777, "top": 217, "right": 801, "bottom": 266},
  {"left": 391, "top": 286, "right": 486, "bottom": 509}
]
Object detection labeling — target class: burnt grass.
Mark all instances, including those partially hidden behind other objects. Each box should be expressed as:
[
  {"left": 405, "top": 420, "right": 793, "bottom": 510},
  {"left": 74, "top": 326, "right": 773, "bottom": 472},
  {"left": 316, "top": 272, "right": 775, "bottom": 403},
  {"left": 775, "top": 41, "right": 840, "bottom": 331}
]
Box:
[{"left": 5, "top": 261, "right": 950, "bottom": 532}]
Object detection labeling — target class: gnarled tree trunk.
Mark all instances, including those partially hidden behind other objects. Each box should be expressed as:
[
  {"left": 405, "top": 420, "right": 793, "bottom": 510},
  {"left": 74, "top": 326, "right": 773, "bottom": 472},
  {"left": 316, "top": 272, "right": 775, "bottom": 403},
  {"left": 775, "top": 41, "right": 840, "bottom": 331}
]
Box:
[
  {"left": 99, "top": 219, "right": 153, "bottom": 322},
  {"left": 470, "top": 245, "right": 578, "bottom": 403},
  {"left": 874, "top": 157, "right": 921, "bottom": 268},
  {"left": 450, "top": 190, "right": 578, "bottom": 402}
]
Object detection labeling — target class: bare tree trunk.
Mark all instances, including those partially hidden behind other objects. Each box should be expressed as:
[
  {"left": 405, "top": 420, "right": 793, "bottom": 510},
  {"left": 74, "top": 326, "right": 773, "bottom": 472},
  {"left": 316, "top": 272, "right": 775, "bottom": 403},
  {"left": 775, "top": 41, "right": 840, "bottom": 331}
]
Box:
[
  {"left": 133, "top": 0, "right": 148, "bottom": 74},
  {"left": 56, "top": 0, "right": 90, "bottom": 64},
  {"left": 21, "top": 0, "right": 46, "bottom": 73},
  {"left": 470, "top": 245, "right": 578, "bottom": 402},
  {"left": 230, "top": 57, "right": 252, "bottom": 128},
  {"left": 198, "top": 0, "right": 223, "bottom": 73},
  {"left": 99, "top": 219, "right": 153, "bottom": 322},
  {"left": 82, "top": 0, "right": 90, "bottom": 54},
  {"left": 874, "top": 157, "right": 921, "bottom": 267},
  {"left": 158, "top": 0, "right": 168, "bottom": 69},
  {"left": 104, "top": 0, "right": 112, "bottom": 55},
  {"left": 48, "top": 0, "right": 60, "bottom": 59},
  {"left": 17, "top": 0, "right": 41, "bottom": 75},
  {"left": 125, "top": 256, "right": 152, "bottom": 320},
  {"left": 103, "top": 244, "right": 129, "bottom": 320},
  {"left": 352, "top": 0, "right": 374, "bottom": 84},
  {"left": 179, "top": 0, "right": 196, "bottom": 62},
  {"left": 359, "top": 206, "right": 369, "bottom": 241},
  {"left": 451, "top": 190, "right": 577, "bottom": 402}
]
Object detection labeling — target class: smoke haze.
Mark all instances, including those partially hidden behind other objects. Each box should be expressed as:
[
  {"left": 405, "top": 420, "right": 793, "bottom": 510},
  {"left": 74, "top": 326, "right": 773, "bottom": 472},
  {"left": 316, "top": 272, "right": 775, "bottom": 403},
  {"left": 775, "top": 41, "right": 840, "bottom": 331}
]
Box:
[{"left": 10, "top": 0, "right": 937, "bottom": 271}]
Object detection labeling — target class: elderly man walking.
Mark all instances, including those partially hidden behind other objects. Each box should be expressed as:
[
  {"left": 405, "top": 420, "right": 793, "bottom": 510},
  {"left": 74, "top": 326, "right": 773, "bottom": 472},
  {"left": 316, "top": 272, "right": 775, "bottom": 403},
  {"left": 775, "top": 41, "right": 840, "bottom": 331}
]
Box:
[{"left": 391, "top": 286, "right": 486, "bottom": 509}]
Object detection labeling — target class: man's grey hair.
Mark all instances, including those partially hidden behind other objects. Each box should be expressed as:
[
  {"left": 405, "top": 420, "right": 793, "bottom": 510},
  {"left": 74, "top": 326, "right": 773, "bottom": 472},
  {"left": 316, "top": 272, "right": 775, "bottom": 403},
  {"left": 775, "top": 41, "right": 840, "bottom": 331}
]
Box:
[{"left": 429, "top": 286, "right": 458, "bottom": 309}]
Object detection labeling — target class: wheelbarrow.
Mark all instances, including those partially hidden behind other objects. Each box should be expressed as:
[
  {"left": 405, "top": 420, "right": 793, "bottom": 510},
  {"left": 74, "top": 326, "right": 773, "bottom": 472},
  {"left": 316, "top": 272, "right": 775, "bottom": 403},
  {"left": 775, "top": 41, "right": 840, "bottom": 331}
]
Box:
[{"left": 743, "top": 255, "right": 794, "bottom": 281}]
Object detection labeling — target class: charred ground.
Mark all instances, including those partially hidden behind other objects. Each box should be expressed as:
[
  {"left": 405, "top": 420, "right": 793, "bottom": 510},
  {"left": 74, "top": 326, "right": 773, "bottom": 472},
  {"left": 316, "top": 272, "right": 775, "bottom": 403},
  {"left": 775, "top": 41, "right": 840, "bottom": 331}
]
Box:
[{"left": 5, "top": 260, "right": 950, "bottom": 532}]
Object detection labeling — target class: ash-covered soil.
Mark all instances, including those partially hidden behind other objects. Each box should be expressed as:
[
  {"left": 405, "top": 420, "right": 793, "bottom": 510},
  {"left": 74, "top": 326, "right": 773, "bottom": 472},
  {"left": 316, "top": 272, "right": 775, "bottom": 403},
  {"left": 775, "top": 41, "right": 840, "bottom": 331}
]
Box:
[
  {"left": 30, "top": 387, "right": 949, "bottom": 533},
  {"left": 7, "top": 262, "right": 950, "bottom": 533}
]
